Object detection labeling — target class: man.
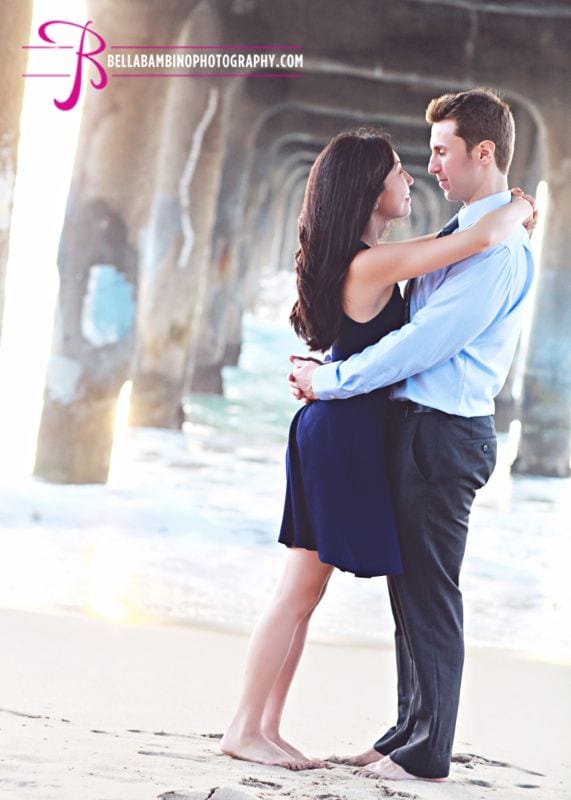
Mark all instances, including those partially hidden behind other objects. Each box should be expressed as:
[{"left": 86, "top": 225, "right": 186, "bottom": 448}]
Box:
[{"left": 288, "top": 88, "right": 535, "bottom": 781}]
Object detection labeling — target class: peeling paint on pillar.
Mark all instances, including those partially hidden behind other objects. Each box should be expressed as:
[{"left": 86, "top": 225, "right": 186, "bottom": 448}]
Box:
[
  {"left": 0, "top": 146, "right": 15, "bottom": 232},
  {"left": 81, "top": 264, "right": 135, "bottom": 347},
  {"left": 46, "top": 356, "right": 83, "bottom": 405},
  {"left": 141, "top": 194, "right": 181, "bottom": 275},
  {"left": 35, "top": 197, "right": 138, "bottom": 483},
  {"left": 178, "top": 87, "right": 219, "bottom": 268}
]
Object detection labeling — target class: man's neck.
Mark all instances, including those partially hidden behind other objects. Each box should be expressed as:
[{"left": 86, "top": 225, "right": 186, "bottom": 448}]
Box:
[{"left": 465, "top": 172, "right": 509, "bottom": 206}]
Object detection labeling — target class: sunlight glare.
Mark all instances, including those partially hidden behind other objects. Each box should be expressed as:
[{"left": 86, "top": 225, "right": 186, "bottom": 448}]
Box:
[
  {"left": 85, "top": 535, "right": 137, "bottom": 623},
  {"left": 108, "top": 379, "right": 134, "bottom": 486},
  {"left": 511, "top": 179, "right": 548, "bottom": 402},
  {"left": 0, "top": 0, "right": 86, "bottom": 477}
]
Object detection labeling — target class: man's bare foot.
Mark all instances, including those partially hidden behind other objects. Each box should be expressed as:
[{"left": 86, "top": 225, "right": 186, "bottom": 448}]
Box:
[
  {"left": 220, "top": 731, "right": 314, "bottom": 770},
  {"left": 330, "top": 746, "right": 386, "bottom": 766},
  {"left": 264, "top": 733, "right": 326, "bottom": 768},
  {"left": 360, "top": 756, "right": 447, "bottom": 782}
]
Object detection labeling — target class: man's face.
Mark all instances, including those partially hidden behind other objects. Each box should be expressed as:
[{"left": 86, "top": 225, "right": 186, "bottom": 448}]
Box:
[{"left": 428, "top": 119, "right": 480, "bottom": 204}]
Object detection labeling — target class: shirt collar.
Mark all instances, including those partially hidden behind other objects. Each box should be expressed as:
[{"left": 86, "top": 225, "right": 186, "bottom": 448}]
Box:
[{"left": 457, "top": 190, "right": 511, "bottom": 230}]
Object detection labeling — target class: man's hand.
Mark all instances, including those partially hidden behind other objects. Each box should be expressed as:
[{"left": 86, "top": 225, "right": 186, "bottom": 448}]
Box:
[{"left": 288, "top": 355, "right": 320, "bottom": 402}]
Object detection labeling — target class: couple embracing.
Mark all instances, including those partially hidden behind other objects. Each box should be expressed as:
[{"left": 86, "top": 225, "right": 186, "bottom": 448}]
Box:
[{"left": 222, "top": 88, "right": 535, "bottom": 782}]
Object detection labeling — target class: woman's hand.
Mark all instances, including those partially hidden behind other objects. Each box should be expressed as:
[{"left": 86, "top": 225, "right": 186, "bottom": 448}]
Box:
[{"left": 510, "top": 187, "right": 538, "bottom": 236}]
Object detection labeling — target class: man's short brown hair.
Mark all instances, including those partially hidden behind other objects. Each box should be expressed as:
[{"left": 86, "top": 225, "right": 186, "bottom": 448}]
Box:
[{"left": 426, "top": 88, "right": 515, "bottom": 174}]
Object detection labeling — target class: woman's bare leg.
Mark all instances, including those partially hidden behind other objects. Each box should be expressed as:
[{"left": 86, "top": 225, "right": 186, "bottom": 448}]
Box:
[
  {"left": 221, "top": 549, "right": 333, "bottom": 769},
  {"left": 262, "top": 578, "right": 331, "bottom": 759}
]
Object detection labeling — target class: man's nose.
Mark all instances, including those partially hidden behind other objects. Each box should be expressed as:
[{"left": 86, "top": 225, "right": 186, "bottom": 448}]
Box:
[{"left": 428, "top": 156, "right": 438, "bottom": 174}]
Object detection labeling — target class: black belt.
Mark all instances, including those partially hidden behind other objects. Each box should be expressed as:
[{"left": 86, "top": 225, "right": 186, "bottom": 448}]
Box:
[
  {"left": 395, "top": 400, "right": 440, "bottom": 417},
  {"left": 393, "top": 401, "right": 494, "bottom": 423}
]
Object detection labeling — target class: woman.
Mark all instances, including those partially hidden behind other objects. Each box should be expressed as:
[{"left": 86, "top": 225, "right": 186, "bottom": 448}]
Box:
[{"left": 221, "top": 129, "right": 533, "bottom": 770}]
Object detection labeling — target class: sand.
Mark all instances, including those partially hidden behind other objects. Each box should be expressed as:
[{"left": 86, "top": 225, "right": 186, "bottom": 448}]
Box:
[{"left": 0, "top": 607, "right": 569, "bottom": 800}]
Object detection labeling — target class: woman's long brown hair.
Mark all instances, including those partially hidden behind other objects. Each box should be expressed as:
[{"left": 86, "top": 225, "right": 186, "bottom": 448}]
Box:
[{"left": 290, "top": 129, "right": 395, "bottom": 352}]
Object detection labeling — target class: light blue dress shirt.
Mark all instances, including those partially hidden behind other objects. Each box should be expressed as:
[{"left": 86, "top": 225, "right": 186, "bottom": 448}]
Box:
[{"left": 312, "top": 191, "right": 535, "bottom": 417}]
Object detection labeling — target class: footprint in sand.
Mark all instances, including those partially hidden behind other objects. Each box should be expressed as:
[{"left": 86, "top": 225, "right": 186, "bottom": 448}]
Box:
[
  {"left": 240, "top": 777, "right": 283, "bottom": 789},
  {"left": 452, "top": 752, "right": 545, "bottom": 777},
  {"left": 139, "top": 749, "right": 208, "bottom": 762},
  {"left": 0, "top": 708, "right": 50, "bottom": 720},
  {"left": 315, "top": 795, "right": 347, "bottom": 800}
]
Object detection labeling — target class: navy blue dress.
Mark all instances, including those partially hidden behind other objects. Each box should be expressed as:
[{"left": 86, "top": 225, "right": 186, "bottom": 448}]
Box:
[{"left": 278, "top": 247, "right": 404, "bottom": 578}]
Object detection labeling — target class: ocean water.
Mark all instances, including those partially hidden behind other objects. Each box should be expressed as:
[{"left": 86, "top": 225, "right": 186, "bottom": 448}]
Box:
[{"left": 0, "top": 294, "right": 569, "bottom": 664}]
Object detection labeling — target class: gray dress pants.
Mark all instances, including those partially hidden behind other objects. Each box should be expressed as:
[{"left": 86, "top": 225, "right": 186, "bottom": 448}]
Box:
[{"left": 374, "top": 403, "right": 497, "bottom": 779}]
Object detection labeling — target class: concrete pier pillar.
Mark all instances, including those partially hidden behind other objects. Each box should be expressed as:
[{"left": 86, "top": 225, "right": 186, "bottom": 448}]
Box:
[
  {"left": 514, "top": 124, "right": 571, "bottom": 477},
  {"left": 0, "top": 0, "right": 33, "bottom": 338},
  {"left": 34, "top": 0, "right": 181, "bottom": 483},
  {"left": 129, "top": 3, "right": 229, "bottom": 421},
  {"left": 184, "top": 81, "right": 259, "bottom": 394}
]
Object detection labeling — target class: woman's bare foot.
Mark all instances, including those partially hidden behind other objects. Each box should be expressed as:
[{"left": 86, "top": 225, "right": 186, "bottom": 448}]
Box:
[
  {"left": 220, "top": 731, "right": 314, "bottom": 770},
  {"left": 360, "top": 756, "right": 447, "bottom": 782},
  {"left": 331, "top": 746, "right": 386, "bottom": 766},
  {"left": 265, "top": 732, "right": 327, "bottom": 768}
]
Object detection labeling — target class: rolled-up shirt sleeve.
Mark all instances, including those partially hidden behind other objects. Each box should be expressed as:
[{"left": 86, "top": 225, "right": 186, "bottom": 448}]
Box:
[{"left": 312, "top": 245, "right": 513, "bottom": 400}]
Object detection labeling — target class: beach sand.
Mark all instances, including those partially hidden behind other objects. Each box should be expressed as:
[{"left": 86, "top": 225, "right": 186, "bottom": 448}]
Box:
[{"left": 0, "top": 607, "right": 569, "bottom": 800}]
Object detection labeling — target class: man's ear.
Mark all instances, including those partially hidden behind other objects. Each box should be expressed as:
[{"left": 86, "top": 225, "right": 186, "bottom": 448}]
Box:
[{"left": 476, "top": 139, "right": 496, "bottom": 166}]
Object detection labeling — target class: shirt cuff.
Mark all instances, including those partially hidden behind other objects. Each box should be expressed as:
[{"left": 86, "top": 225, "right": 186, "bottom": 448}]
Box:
[{"left": 312, "top": 361, "right": 344, "bottom": 399}]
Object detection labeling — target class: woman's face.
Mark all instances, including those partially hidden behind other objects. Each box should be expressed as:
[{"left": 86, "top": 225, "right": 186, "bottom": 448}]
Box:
[{"left": 376, "top": 153, "right": 414, "bottom": 221}]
